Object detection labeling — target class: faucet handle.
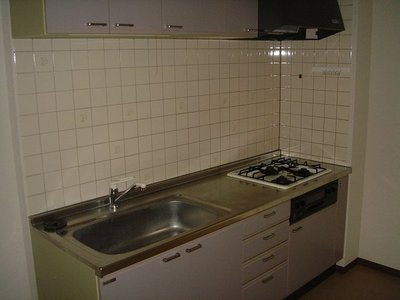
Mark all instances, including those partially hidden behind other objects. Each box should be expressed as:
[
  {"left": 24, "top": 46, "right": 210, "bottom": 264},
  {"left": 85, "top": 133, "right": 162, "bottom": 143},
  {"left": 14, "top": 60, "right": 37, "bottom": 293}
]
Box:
[
  {"left": 110, "top": 176, "right": 135, "bottom": 191},
  {"left": 136, "top": 183, "right": 147, "bottom": 190}
]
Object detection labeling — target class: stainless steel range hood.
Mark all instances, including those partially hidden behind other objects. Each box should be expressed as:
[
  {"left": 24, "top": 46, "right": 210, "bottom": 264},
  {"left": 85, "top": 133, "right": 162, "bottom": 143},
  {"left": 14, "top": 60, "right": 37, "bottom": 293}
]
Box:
[{"left": 257, "top": 0, "right": 345, "bottom": 40}]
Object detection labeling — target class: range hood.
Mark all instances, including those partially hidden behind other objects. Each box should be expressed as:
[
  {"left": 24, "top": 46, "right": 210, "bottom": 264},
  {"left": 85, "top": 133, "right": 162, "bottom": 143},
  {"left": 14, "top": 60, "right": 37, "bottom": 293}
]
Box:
[{"left": 257, "top": 0, "right": 345, "bottom": 40}]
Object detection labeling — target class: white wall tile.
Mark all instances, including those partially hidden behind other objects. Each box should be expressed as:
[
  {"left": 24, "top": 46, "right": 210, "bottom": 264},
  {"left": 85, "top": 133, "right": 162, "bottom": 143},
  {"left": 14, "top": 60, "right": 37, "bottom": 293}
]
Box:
[
  {"left": 34, "top": 52, "right": 54, "bottom": 72},
  {"left": 37, "top": 92, "right": 56, "bottom": 113},
  {"left": 53, "top": 51, "right": 72, "bottom": 71},
  {"left": 24, "top": 155, "right": 43, "bottom": 176},
  {"left": 15, "top": 52, "right": 35, "bottom": 73},
  {"left": 44, "top": 171, "right": 62, "bottom": 191},
  {"left": 26, "top": 175, "right": 45, "bottom": 196},
  {"left": 16, "top": 73, "right": 36, "bottom": 94},
  {"left": 58, "top": 129, "right": 76, "bottom": 150},
  {"left": 35, "top": 72, "right": 55, "bottom": 93},
  {"left": 95, "top": 161, "right": 111, "bottom": 180},
  {"left": 77, "top": 146, "right": 95, "bottom": 165},
  {"left": 42, "top": 152, "right": 61, "bottom": 173},
  {"left": 79, "top": 164, "right": 95, "bottom": 184},
  {"left": 64, "top": 185, "right": 81, "bottom": 206},
  {"left": 33, "top": 39, "right": 52, "bottom": 51},
  {"left": 19, "top": 115, "right": 39, "bottom": 136},
  {"left": 94, "top": 143, "right": 110, "bottom": 162},
  {"left": 17, "top": 38, "right": 281, "bottom": 214},
  {"left": 62, "top": 167, "right": 79, "bottom": 187},
  {"left": 18, "top": 94, "right": 37, "bottom": 115},
  {"left": 72, "top": 70, "right": 90, "bottom": 89},
  {"left": 60, "top": 149, "right": 78, "bottom": 169},
  {"left": 76, "top": 127, "right": 93, "bottom": 147}
]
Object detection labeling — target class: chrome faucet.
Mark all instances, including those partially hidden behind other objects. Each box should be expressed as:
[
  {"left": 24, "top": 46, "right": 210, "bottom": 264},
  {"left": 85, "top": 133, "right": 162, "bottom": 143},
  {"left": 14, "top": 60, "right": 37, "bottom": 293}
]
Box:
[{"left": 109, "top": 177, "right": 146, "bottom": 212}]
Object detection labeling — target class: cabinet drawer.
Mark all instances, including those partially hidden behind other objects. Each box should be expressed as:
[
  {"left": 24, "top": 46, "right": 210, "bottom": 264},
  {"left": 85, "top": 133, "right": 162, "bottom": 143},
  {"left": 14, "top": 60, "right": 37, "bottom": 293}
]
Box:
[
  {"left": 243, "top": 221, "right": 288, "bottom": 261},
  {"left": 242, "top": 242, "right": 288, "bottom": 284},
  {"left": 243, "top": 201, "right": 290, "bottom": 238},
  {"left": 242, "top": 263, "right": 288, "bottom": 300}
]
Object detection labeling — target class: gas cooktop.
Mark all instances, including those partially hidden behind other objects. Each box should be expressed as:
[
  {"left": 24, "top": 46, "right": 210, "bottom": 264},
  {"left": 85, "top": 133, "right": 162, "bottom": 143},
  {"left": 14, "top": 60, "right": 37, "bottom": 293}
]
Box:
[{"left": 228, "top": 156, "right": 331, "bottom": 189}]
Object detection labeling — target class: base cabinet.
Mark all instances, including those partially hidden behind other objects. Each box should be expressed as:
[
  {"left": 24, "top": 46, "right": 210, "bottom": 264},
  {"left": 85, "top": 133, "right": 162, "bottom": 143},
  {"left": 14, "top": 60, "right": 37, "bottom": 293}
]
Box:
[
  {"left": 31, "top": 177, "right": 348, "bottom": 300},
  {"left": 287, "top": 204, "right": 336, "bottom": 294},
  {"left": 287, "top": 176, "right": 349, "bottom": 295},
  {"left": 240, "top": 201, "right": 290, "bottom": 300},
  {"left": 99, "top": 222, "right": 242, "bottom": 300},
  {"left": 242, "top": 263, "right": 288, "bottom": 300}
]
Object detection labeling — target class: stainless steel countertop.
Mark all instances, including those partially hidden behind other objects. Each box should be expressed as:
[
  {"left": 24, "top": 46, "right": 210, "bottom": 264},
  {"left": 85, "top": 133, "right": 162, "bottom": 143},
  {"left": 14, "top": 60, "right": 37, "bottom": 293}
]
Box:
[{"left": 30, "top": 153, "right": 351, "bottom": 277}]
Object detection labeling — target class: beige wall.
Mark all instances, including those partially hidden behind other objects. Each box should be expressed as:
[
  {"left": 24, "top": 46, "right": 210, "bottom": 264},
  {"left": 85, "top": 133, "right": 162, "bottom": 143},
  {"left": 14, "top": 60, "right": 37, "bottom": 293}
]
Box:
[
  {"left": 358, "top": 0, "right": 400, "bottom": 270},
  {"left": 339, "top": 0, "right": 371, "bottom": 267}
]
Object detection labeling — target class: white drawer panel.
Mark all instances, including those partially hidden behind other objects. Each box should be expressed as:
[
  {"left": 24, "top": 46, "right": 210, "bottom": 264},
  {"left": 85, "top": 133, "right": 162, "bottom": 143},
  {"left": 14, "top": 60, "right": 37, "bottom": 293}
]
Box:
[
  {"left": 243, "top": 201, "right": 290, "bottom": 239},
  {"left": 242, "top": 262, "right": 288, "bottom": 300},
  {"left": 242, "top": 242, "right": 288, "bottom": 284},
  {"left": 242, "top": 221, "right": 289, "bottom": 262}
]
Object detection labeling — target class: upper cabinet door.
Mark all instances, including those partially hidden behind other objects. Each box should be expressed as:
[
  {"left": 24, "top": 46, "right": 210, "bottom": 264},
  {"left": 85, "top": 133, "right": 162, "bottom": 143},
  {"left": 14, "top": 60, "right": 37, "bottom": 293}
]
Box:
[
  {"left": 161, "top": 0, "right": 229, "bottom": 36},
  {"left": 225, "top": 0, "right": 258, "bottom": 37},
  {"left": 161, "top": 0, "right": 202, "bottom": 34},
  {"left": 46, "top": 0, "right": 109, "bottom": 34},
  {"left": 199, "top": 0, "right": 227, "bottom": 35},
  {"left": 109, "top": 0, "right": 162, "bottom": 34}
]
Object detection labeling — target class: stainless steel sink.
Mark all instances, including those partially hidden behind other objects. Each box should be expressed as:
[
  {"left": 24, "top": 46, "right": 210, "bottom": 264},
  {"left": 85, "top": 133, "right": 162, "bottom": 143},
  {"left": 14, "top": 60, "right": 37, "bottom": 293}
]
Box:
[{"left": 72, "top": 195, "right": 228, "bottom": 254}]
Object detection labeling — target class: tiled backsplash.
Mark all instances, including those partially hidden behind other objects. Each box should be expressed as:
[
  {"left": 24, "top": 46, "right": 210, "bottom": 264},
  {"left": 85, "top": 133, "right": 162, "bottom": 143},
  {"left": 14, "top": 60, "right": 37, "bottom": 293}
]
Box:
[
  {"left": 13, "top": 38, "right": 281, "bottom": 214},
  {"left": 14, "top": 1, "right": 354, "bottom": 215},
  {"left": 279, "top": 0, "right": 353, "bottom": 165}
]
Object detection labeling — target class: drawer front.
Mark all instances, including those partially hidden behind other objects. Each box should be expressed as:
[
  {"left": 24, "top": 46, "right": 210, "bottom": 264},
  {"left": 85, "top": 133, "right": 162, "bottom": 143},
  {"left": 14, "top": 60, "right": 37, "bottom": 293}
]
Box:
[
  {"left": 243, "top": 201, "right": 290, "bottom": 238},
  {"left": 242, "top": 243, "right": 288, "bottom": 284},
  {"left": 243, "top": 221, "right": 289, "bottom": 261},
  {"left": 242, "top": 263, "right": 288, "bottom": 300}
]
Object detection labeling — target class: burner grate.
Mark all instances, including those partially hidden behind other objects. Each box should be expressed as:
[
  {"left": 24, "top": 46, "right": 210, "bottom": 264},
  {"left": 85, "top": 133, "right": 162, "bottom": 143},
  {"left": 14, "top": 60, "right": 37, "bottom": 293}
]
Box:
[{"left": 228, "top": 156, "right": 332, "bottom": 189}]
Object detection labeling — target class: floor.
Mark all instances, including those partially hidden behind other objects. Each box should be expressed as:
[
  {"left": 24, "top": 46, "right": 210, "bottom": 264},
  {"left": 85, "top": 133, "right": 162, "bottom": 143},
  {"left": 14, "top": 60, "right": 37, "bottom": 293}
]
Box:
[{"left": 299, "top": 265, "right": 400, "bottom": 300}]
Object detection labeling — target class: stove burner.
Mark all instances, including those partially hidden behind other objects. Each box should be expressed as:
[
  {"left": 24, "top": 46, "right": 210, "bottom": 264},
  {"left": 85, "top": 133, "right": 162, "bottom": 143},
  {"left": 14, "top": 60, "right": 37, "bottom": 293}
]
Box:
[
  {"left": 271, "top": 175, "right": 295, "bottom": 185},
  {"left": 228, "top": 156, "right": 331, "bottom": 189},
  {"left": 289, "top": 167, "right": 312, "bottom": 178},
  {"left": 259, "top": 165, "right": 280, "bottom": 176}
]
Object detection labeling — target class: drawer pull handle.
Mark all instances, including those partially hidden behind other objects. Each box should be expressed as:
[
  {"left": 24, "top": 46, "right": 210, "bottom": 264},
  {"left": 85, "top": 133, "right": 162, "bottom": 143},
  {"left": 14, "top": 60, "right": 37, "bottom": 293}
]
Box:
[
  {"left": 166, "top": 24, "right": 183, "bottom": 29},
  {"left": 292, "top": 226, "right": 303, "bottom": 233},
  {"left": 163, "top": 252, "right": 181, "bottom": 262},
  {"left": 115, "top": 23, "right": 134, "bottom": 27},
  {"left": 263, "top": 233, "right": 276, "bottom": 240},
  {"left": 263, "top": 211, "right": 276, "bottom": 218},
  {"left": 185, "top": 243, "right": 202, "bottom": 253},
  {"left": 86, "top": 22, "right": 108, "bottom": 27},
  {"left": 262, "top": 275, "right": 274, "bottom": 284},
  {"left": 244, "top": 28, "right": 259, "bottom": 33},
  {"left": 262, "top": 254, "right": 275, "bottom": 262}
]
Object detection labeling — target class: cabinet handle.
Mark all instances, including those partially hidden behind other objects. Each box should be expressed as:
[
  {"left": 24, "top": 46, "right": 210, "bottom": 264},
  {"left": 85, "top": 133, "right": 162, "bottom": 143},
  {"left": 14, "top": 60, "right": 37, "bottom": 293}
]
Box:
[
  {"left": 86, "top": 22, "right": 108, "bottom": 27},
  {"left": 102, "top": 278, "right": 116, "bottom": 286},
  {"left": 263, "top": 211, "right": 276, "bottom": 218},
  {"left": 262, "top": 275, "right": 274, "bottom": 284},
  {"left": 262, "top": 254, "right": 275, "bottom": 262},
  {"left": 185, "top": 243, "right": 202, "bottom": 253},
  {"left": 165, "top": 24, "right": 183, "bottom": 30},
  {"left": 262, "top": 233, "right": 276, "bottom": 240},
  {"left": 244, "top": 28, "right": 259, "bottom": 33},
  {"left": 292, "top": 226, "right": 303, "bottom": 233},
  {"left": 115, "top": 23, "right": 134, "bottom": 27},
  {"left": 163, "top": 252, "right": 181, "bottom": 262}
]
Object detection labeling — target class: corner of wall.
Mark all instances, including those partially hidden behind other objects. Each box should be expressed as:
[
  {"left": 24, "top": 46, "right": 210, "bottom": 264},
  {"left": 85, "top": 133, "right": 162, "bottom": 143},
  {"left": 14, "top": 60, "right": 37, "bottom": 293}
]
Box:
[
  {"left": 0, "top": 0, "right": 37, "bottom": 298},
  {"left": 339, "top": 0, "right": 373, "bottom": 266}
]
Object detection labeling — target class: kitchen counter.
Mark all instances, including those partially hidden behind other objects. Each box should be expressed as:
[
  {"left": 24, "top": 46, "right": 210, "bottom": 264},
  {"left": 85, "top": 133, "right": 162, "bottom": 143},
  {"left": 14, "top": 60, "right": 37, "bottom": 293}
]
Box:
[{"left": 30, "top": 152, "right": 351, "bottom": 277}]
